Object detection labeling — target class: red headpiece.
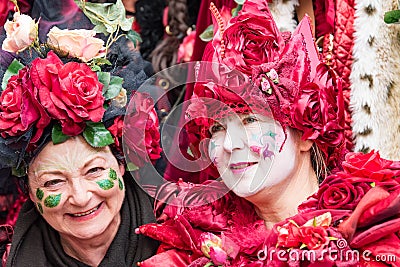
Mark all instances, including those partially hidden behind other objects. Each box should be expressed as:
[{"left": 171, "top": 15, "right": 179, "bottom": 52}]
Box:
[{"left": 185, "top": 0, "right": 345, "bottom": 170}]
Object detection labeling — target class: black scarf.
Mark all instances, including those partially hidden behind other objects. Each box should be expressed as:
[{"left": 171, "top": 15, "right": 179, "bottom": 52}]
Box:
[{"left": 6, "top": 176, "right": 159, "bottom": 267}]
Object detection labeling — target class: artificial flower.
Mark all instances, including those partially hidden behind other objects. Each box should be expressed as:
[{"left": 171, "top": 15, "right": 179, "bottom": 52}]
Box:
[
  {"left": 219, "top": 7, "right": 283, "bottom": 76},
  {"left": 342, "top": 150, "right": 400, "bottom": 181},
  {"left": 47, "top": 26, "right": 106, "bottom": 62},
  {"left": 2, "top": 12, "right": 37, "bottom": 53},
  {"left": 123, "top": 93, "right": 161, "bottom": 167},
  {"left": 30, "top": 51, "right": 105, "bottom": 136},
  {"left": 177, "top": 29, "right": 196, "bottom": 63},
  {"left": 0, "top": 66, "right": 50, "bottom": 144}
]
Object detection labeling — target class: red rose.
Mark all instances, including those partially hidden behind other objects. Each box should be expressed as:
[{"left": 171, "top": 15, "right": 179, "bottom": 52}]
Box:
[
  {"left": 219, "top": 8, "right": 283, "bottom": 76},
  {"left": 107, "top": 115, "right": 124, "bottom": 148},
  {"left": 316, "top": 175, "right": 372, "bottom": 210},
  {"left": 298, "top": 226, "right": 330, "bottom": 250},
  {"left": 0, "top": 67, "right": 50, "bottom": 144},
  {"left": 276, "top": 221, "right": 302, "bottom": 248},
  {"left": 342, "top": 151, "right": 400, "bottom": 181},
  {"left": 123, "top": 92, "right": 161, "bottom": 167},
  {"left": 31, "top": 51, "right": 105, "bottom": 136}
]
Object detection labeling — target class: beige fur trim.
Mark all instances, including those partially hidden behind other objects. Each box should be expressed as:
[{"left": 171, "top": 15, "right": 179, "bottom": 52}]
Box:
[
  {"left": 268, "top": 0, "right": 299, "bottom": 32},
  {"left": 350, "top": 0, "right": 400, "bottom": 159}
]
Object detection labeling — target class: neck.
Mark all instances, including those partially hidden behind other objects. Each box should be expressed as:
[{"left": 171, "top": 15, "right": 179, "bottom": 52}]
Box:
[
  {"left": 60, "top": 214, "right": 121, "bottom": 266},
  {"left": 246, "top": 152, "right": 318, "bottom": 229}
]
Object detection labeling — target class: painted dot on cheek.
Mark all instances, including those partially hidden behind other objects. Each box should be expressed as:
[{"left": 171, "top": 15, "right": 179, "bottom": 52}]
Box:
[
  {"left": 118, "top": 178, "right": 124, "bottom": 190},
  {"left": 37, "top": 203, "right": 43, "bottom": 214},
  {"left": 109, "top": 168, "right": 117, "bottom": 180},
  {"left": 96, "top": 179, "right": 114, "bottom": 190},
  {"left": 36, "top": 188, "right": 44, "bottom": 201},
  {"left": 44, "top": 194, "right": 61, "bottom": 208}
]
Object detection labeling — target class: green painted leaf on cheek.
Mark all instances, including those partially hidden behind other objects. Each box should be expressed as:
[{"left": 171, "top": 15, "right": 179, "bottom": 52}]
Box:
[
  {"left": 96, "top": 179, "right": 114, "bottom": 190},
  {"left": 36, "top": 188, "right": 44, "bottom": 201},
  {"left": 44, "top": 194, "right": 61, "bottom": 208},
  {"left": 37, "top": 203, "right": 43, "bottom": 214},
  {"left": 118, "top": 178, "right": 124, "bottom": 190},
  {"left": 109, "top": 168, "right": 117, "bottom": 180}
]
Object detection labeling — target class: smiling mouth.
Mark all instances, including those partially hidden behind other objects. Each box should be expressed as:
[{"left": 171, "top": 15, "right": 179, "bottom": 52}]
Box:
[
  {"left": 230, "top": 162, "right": 257, "bottom": 170},
  {"left": 69, "top": 203, "right": 102, "bottom": 217}
]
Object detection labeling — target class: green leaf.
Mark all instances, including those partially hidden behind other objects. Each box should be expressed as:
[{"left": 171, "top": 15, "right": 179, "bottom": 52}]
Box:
[
  {"left": 104, "top": 76, "right": 124, "bottom": 100},
  {"left": 312, "top": 217, "right": 317, "bottom": 227},
  {"left": 92, "top": 57, "right": 112, "bottom": 66},
  {"left": 109, "top": 168, "right": 117, "bottom": 180},
  {"left": 299, "top": 243, "right": 307, "bottom": 249},
  {"left": 1, "top": 59, "right": 24, "bottom": 90},
  {"left": 11, "top": 166, "right": 26, "bottom": 177},
  {"left": 126, "top": 30, "right": 142, "bottom": 48},
  {"left": 328, "top": 236, "right": 338, "bottom": 241},
  {"left": 44, "top": 194, "right": 62, "bottom": 208},
  {"left": 74, "top": 0, "right": 134, "bottom": 35},
  {"left": 97, "top": 72, "right": 111, "bottom": 93},
  {"left": 199, "top": 25, "right": 214, "bottom": 42},
  {"left": 370, "top": 182, "right": 376, "bottom": 187},
  {"left": 36, "top": 188, "right": 44, "bottom": 201},
  {"left": 231, "top": 4, "right": 243, "bottom": 17},
  {"left": 234, "top": 0, "right": 245, "bottom": 4},
  {"left": 187, "top": 147, "right": 194, "bottom": 157},
  {"left": 384, "top": 10, "right": 400, "bottom": 24},
  {"left": 126, "top": 162, "right": 139, "bottom": 171},
  {"left": 83, "top": 122, "right": 114, "bottom": 147},
  {"left": 91, "top": 65, "right": 101, "bottom": 72},
  {"left": 96, "top": 179, "right": 115, "bottom": 190},
  {"left": 52, "top": 124, "right": 70, "bottom": 144},
  {"left": 118, "top": 178, "right": 124, "bottom": 190}
]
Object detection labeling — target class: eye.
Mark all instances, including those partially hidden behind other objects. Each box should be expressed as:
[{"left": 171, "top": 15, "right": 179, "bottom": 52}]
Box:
[
  {"left": 243, "top": 115, "right": 258, "bottom": 124},
  {"left": 210, "top": 123, "right": 225, "bottom": 134},
  {"left": 44, "top": 179, "right": 65, "bottom": 188},
  {"left": 87, "top": 167, "right": 105, "bottom": 175}
]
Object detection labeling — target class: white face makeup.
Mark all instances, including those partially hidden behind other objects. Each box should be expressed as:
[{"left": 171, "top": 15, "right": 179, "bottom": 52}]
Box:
[
  {"left": 209, "top": 113, "right": 300, "bottom": 198},
  {"left": 27, "top": 136, "right": 125, "bottom": 242}
]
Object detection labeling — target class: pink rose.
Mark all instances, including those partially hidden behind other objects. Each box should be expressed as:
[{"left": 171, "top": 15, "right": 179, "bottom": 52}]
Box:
[
  {"left": 2, "top": 12, "right": 37, "bottom": 53},
  {"left": 47, "top": 27, "right": 105, "bottom": 62},
  {"left": 30, "top": 51, "right": 105, "bottom": 136},
  {"left": 123, "top": 92, "right": 161, "bottom": 167},
  {"left": 0, "top": 67, "right": 50, "bottom": 144},
  {"left": 177, "top": 29, "right": 196, "bottom": 63},
  {"left": 298, "top": 226, "right": 330, "bottom": 250}
]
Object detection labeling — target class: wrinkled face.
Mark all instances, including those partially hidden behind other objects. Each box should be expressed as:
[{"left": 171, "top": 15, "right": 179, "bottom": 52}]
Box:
[
  {"left": 209, "top": 113, "right": 301, "bottom": 198},
  {"left": 28, "top": 136, "right": 125, "bottom": 241}
]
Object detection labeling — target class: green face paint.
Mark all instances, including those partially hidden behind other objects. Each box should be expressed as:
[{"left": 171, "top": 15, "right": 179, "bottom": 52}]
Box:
[
  {"left": 36, "top": 188, "right": 44, "bottom": 201},
  {"left": 96, "top": 179, "right": 114, "bottom": 190},
  {"left": 118, "top": 178, "right": 124, "bottom": 190},
  {"left": 44, "top": 194, "right": 61, "bottom": 208},
  {"left": 109, "top": 168, "right": 117, "bottom": 180},
  {"left": 37, "top": 203, "right": 43, "bottom": 214}
]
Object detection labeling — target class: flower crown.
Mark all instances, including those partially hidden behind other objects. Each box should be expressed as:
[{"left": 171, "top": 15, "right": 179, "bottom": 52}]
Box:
[
  {"left": 185, "top": 0, "right": 345, "bottom": 170},
  {"left": 0, "top": 0, "right": 161, "bottom": 175}
]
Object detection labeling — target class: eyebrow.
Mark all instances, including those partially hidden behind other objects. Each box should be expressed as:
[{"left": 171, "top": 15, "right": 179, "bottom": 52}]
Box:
[{"left": 33, "top": 155, "right": 108, "bottom": 178}]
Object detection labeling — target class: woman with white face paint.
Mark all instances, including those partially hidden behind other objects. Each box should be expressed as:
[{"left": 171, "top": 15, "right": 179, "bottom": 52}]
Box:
[
  {"left": 208, "top": 113, "right": 319, "bottom": 228},
  {"left": 136, "top": 0, "right": 400, "bottom": 266}
]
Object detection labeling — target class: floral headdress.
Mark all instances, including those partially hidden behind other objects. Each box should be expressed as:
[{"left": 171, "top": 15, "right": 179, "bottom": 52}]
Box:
[
  {"left": 185, "top": 0, "right": 345, "bottom": 170},
  {"left": 0, "top": 0, "right": 161, "bottom": 175}
]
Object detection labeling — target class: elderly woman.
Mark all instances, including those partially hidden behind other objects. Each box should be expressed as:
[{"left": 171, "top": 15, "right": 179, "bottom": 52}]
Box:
[
  {"left": 0, "top": 1, "right": 160, "bottom": 266},
  {"left": 136, "top": 0, "right": 400, "bottom": 266}
]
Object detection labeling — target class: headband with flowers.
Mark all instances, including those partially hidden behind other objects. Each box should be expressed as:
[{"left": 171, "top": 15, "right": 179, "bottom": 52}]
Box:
[
  {"left": 0, "top": 0, "right": 161, "bottom": 175},
  {"left": 185, "top": 0, "right": 345, "bottom": 170}
]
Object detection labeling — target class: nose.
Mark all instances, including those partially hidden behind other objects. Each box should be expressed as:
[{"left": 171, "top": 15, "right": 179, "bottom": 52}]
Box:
[
  {"left": 68, "top": 178, "right": 92, "bottom": 207},
  {"left": 222, "top": 123, "right": 245, "bottom": 153}
]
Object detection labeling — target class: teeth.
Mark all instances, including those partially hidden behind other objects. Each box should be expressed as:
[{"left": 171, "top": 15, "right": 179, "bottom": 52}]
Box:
[
  {"left": 231, "top": 163, "right": 251, "bottom": 169},
  {"left": 72, "top": 205, "right": 99, "bottom": 217}
]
